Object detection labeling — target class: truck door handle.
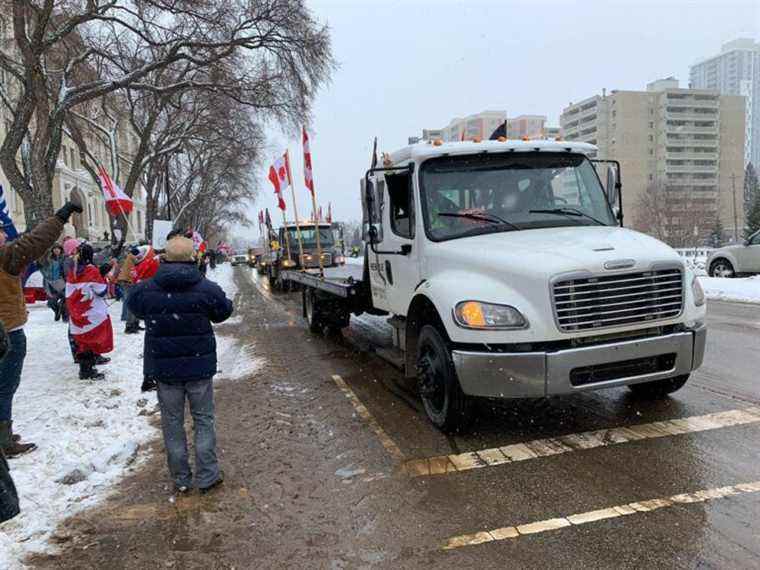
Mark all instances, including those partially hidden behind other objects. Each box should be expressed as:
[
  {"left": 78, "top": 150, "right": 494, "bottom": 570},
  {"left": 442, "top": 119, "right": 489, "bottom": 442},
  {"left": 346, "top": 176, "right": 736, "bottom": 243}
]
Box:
[{"left": 385, "top": 260, "right": 394, "bottom": 285}]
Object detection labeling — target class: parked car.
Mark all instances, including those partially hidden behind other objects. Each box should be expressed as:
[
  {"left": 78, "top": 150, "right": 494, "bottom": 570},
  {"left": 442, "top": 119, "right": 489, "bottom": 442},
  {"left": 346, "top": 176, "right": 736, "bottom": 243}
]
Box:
[{"left": 707, "top": 231, "right": 760, "bottom": 277}]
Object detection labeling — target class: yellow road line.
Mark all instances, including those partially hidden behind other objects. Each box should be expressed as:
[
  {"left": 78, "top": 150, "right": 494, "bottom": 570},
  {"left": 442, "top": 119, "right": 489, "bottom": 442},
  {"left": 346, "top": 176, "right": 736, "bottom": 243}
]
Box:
[
  {"left": 403, "top": 407, "right": 760, "bottom": 477},
  {"left": 443, "top": 480, "right": 760, "bottom": 550},
  {"left": 331, "top": 374, "right": 405, "bottom": 462}
]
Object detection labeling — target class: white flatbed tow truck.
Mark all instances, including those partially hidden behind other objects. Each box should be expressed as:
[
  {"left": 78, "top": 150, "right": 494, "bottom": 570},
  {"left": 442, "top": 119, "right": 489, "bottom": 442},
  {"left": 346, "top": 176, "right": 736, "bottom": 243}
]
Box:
[{"left": 282, "top": 139, "right": 707, "bottom": 432}]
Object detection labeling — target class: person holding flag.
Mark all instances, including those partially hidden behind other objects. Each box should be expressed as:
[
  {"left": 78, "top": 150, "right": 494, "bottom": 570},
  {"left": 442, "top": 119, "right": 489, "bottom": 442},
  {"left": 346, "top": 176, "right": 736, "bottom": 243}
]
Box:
[
  {"left": 66, "top": 242, "right": 114, "bottom": 380},
  {"left": 1, "top": 197, "right": 83, "bottom": 456}
]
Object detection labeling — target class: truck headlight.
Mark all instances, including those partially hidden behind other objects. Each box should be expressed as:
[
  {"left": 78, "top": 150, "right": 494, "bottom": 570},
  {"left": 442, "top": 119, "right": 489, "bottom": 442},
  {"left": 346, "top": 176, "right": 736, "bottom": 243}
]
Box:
[
  {"left": 282, "top": 260, "right": 296, "bottom": 268},
  {"left": 453, "top": 301, "right": 528, "bottom": 330},
  {"left": 692, "top": 276, "right": 705, "bottom": 307}
]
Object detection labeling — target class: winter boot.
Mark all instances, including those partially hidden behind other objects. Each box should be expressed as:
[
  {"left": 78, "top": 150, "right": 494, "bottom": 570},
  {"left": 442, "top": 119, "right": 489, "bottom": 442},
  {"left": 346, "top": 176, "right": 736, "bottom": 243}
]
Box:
[
  {"left": 0, "top": 421, "right": 36, "bottom": 458},
  {"left": 9, "top": 421, "right": 22, "bottom": 443},
  {"left": 94, "top": 355, "right": 111, "bottom": 365},
  {"left": 79, "top": 361, "right": 105, "bottom": 380},
  {"left": 124, "top": 323, "right": 140, "bottom": 335}
]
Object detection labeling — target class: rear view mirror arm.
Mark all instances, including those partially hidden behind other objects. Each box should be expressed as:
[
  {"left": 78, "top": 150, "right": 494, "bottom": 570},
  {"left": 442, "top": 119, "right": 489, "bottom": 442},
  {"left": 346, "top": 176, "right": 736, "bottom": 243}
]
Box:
[
  {"left": 592, "top": 158, "right": 623, "bottom": 227},
  {"left": 365, "top": 163, "right": 415, "bottom": 256}
]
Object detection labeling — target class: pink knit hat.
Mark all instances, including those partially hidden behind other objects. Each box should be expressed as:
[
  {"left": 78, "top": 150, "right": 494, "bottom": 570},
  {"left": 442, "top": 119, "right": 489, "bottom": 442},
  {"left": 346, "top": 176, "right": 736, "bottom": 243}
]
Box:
[{"left": 63, "top": 237, "right": 82, "bottom": 257}]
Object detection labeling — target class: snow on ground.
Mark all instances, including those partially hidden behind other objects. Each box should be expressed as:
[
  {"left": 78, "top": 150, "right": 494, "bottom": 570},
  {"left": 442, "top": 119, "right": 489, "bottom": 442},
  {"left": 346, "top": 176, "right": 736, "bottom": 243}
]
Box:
[
  {"left": 1, "top": 262, "right": 258, "bottom": 569},
  {"left": 699, "top": 275, "right": 760, "bottom": 304}
]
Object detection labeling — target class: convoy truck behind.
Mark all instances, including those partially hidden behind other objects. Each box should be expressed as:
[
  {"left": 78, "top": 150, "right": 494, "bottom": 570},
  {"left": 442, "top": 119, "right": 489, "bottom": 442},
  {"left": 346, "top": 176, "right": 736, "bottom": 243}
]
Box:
[
  {"left": 283, "top": 139, "right": 707, "bottom": 432},
  {"left": 266, "top": 222, "right": 345, "bottom": 289}
]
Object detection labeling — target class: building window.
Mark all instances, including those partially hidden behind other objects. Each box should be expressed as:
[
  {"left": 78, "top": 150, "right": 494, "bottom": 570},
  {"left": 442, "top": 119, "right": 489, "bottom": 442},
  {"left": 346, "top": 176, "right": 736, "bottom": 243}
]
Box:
[
  {"left": 649, "top": 174, "right": 654, "bottom": 181},
  {"left": 648, "top": 135, "right": 654, "bottom": 142},
  {"left": 649, "top": 122, "right": 654, "bottom": 129},
  {"left": 649, "top": 149, "right": 654, "bottom": 156}
]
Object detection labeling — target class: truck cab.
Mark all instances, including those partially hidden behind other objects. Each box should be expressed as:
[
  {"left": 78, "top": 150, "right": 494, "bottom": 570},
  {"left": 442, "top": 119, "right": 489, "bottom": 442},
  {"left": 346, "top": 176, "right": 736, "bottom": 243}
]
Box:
[{"left": 362, "top": 139, "right": 707, "bottom": 431}]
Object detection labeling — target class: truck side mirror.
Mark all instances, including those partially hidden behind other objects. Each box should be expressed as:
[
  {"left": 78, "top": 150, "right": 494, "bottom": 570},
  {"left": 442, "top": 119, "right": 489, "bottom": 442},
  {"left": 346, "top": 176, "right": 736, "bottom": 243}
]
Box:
[{"left": 400, "top": 244, "right": 412, "bottom": 255}]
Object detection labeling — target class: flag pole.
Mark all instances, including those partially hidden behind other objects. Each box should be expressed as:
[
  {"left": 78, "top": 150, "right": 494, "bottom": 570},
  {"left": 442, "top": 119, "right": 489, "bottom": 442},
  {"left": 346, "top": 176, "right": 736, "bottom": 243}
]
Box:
[
  {"left": 280, "top": 207, "right": 292, "bottom": 262},
  {"left": 284, "top": 150, "right": 305, "bottom": 270},
  {"left": 302, "top": 130, "right": 324, "bottom": 277}
]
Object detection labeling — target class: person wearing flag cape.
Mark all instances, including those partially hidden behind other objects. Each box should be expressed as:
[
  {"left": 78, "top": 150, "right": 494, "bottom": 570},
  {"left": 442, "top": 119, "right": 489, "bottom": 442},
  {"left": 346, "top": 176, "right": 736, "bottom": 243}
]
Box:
[{"left": 66, "top": 242, "right": 114, "bottom": 380}]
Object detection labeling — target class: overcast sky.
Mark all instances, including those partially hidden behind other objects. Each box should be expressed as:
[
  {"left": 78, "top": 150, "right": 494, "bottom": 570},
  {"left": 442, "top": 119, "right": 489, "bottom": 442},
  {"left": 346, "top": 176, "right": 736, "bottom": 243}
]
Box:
[{"left": 238, "top": 0, "right": 759, "bottom": 242}]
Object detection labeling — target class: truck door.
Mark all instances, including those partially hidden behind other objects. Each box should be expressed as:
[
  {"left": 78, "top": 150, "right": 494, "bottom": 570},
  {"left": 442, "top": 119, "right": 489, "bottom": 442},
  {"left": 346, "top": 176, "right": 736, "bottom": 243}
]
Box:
[{"left": 375, "top": 168, "right": 420, "bottom": 315}]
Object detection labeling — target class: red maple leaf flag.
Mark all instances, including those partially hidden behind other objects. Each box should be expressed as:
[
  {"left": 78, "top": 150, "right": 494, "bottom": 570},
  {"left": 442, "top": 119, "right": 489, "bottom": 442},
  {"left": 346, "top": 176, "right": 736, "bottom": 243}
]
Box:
[
  {"left": 303, "top": 128, "right": 315, "bottom": 196},
  {"left": 268, "top": 153, "right": 290, "bottom": 211},
  {"left": 66, "top": 265, "right": 113, "bottom": 355},
  {"left": 98, "top": 165, "right": 134, "bottom": 217}
]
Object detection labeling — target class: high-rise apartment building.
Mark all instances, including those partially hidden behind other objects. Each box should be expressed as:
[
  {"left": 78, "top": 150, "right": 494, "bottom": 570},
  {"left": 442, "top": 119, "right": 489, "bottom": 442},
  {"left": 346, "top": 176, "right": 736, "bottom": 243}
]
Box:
[
  {"left": 690, "top": 38, "right": 760, "bottom": 168},
  {"left": 561, "top": 78, "right": 746, "bottom": 243}
]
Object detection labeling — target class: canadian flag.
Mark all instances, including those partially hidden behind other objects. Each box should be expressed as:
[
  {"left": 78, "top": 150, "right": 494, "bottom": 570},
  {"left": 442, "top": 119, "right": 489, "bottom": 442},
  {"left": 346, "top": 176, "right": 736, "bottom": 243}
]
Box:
[
  {"left": 98, "top": 165, "right": 134, "bottom": 217},
  {"left": 303, "top": 128, "right": 314, "bottom": 196},
  {"left": 66, "top": 265, "right": 114, "bottom": 355},
  {"left": 268, "top": 153, "right": 290, "bottom": 211}
]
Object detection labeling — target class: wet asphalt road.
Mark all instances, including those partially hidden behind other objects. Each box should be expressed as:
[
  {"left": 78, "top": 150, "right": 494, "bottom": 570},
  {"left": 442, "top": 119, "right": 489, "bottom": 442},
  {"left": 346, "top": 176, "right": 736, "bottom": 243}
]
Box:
[
  {"left": 39, "top": 267, "right": 760, "bottom": 569},
  {"left": 253, "top": 267, "right": 760, "bottom": 568}
]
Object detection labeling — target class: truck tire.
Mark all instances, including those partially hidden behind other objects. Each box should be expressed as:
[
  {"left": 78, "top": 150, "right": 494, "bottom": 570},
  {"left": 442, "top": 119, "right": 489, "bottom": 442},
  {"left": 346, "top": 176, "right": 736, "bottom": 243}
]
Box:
[
  {"left": 303, "top": 288, "right": 323, "bottom": 334},
  {"left": 416, "top": 325, "right": 472, "bottom": 433},
  {"left": 627, "top": 374, "right": 689, "bottom": 397}
]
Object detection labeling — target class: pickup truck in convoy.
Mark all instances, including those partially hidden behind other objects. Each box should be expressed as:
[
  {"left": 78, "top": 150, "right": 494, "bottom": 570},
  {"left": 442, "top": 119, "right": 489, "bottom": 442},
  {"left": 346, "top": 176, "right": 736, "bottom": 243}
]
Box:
[
  {"left": 266, "top": 221, "right": 346, "bottom": 289},
  {"left": 282, "top": 139, "right": 707, "bottom": 432}
]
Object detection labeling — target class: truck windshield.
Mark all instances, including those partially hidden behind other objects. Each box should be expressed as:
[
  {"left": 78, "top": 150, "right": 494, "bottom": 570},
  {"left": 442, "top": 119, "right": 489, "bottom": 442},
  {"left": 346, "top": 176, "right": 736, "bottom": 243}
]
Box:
[
  {"left": 287, "top": 227, "right": 335, "bottom": 247},
  {"left": 419, "top": 152, "right": 617, "bottom": 241}
]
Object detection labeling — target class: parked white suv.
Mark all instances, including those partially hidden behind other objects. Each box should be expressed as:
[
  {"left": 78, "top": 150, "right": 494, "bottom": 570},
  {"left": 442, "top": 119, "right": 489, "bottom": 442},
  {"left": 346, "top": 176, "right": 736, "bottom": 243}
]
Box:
[{"left": 707, "top": 230, "right": 760, "bottom": 277}]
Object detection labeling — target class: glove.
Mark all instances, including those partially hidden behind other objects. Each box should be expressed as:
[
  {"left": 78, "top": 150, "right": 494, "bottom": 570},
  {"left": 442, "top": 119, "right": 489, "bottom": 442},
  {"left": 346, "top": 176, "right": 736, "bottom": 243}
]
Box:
[
  {"left": 141, "top": 378, "right": 157, "bottom": 392},
  {"left": 55, "top": 199, "right": 84, "bottom": 223}
]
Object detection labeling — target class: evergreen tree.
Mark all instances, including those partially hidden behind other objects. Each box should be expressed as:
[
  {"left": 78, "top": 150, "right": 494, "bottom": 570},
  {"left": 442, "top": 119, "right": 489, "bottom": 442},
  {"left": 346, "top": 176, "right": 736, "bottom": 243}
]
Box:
[
  {"left": 744, "top": 163, "right": 759, "bottom": 220},
  {"left": 746, "top": 190, "right": 760, "bottom": 238},
  {"left": 709, "top": 217, "right": 724, "bottom": 248}
]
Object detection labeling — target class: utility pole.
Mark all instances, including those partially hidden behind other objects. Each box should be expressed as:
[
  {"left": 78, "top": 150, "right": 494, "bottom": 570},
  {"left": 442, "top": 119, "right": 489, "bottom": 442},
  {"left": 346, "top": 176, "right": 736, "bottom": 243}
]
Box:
[{"left": 731, "top": 173, "right": 738, "bottom": 242}]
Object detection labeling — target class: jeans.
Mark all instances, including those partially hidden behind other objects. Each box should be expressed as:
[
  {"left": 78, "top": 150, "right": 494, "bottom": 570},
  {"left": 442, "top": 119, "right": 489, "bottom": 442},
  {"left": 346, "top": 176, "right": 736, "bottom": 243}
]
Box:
[
  {"left": 121, "top": 285, "right": 138, "bottom": 325},
  {"left": 156, "top": 378, "right": 219, "bottom": 489},
  {"left": 0, "top": 331, "right": 26, "bottom": 422}
]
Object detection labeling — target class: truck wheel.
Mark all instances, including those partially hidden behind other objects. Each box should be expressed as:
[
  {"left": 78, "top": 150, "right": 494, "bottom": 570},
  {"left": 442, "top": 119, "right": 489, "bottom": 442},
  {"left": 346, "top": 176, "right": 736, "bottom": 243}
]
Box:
[
  {"left": 416, "top": 325, "right": 472, "bottom": 433},
  {"left": 627, "top": 374, "right": 689, "bottom": 397},
  {"left": 303, "top": 288, "right": 323, "bottom": 334},
  {"left": 709, "top": 259, "right": 735, "bottom": 278}
]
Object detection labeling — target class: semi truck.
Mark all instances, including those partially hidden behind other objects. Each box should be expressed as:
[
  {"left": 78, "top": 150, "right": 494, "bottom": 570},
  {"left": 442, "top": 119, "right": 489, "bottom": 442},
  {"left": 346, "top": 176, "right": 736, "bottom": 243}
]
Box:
[
  {"left": 282, "top": 139, "right": 707, "bottom": 432},
  {"left": 265, "top": 221, "right": 346, "bottom": 289}
]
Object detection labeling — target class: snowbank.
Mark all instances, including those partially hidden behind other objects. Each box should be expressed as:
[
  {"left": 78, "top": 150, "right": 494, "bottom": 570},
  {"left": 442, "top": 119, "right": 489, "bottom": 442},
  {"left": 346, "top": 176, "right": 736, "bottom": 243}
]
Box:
[
  {"left": 0, "top": 302, "right": 157, "bottom": 567},
  {"left": 0, "top": 262, "right": 256, "bottom": 568},
  {"left": 699, "top": 275, "right": 760, "bottom": 304}
]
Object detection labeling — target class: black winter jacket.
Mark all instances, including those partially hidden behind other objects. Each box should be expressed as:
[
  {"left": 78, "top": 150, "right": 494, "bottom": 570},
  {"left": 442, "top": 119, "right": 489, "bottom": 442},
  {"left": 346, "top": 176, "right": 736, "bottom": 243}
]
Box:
[{"left": 127, "top": 262, "right": 233, "bottom": 383}]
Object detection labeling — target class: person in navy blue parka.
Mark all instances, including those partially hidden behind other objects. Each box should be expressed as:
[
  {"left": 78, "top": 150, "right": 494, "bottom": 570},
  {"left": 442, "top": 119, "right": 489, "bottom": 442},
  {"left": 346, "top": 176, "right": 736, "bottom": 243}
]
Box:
[{"left": 128, "top": 235, "right": 233, "bottom": 493}]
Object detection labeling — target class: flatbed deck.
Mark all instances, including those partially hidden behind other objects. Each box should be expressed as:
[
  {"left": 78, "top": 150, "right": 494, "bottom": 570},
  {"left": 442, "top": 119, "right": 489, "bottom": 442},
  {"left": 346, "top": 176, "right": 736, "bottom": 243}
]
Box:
[{"left": 280, "top": 262, "right": 364, "bottom": 299}]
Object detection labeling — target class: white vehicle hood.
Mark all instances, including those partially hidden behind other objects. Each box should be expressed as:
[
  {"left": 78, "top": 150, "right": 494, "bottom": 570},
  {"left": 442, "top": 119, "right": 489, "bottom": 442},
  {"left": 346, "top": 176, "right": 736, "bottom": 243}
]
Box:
[{"left": 425, "top": 226, "right": 682, "bottom": 277}]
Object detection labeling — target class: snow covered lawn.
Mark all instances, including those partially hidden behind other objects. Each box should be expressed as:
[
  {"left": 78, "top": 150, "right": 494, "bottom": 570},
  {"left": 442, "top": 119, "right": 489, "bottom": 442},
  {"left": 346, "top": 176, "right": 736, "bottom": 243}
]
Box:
[
  {"left": 699, "top": 275, "right": 760, "bottom": 304},
  {"left": 0, "top": 263, "right": 257, "bottom": 569}
]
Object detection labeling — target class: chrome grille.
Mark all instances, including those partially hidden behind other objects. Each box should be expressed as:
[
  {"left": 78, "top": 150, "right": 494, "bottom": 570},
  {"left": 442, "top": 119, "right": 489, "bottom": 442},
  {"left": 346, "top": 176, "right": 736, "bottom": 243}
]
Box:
[{"left": 553, "top": 268, "right": 684, "bottom": 332}]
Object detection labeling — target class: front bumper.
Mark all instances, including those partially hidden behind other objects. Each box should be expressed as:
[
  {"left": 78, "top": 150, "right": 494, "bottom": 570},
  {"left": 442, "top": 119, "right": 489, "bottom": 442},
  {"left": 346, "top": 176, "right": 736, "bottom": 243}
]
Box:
[{"left": 452, "top": 326, "right": 707, "bottom": 399}]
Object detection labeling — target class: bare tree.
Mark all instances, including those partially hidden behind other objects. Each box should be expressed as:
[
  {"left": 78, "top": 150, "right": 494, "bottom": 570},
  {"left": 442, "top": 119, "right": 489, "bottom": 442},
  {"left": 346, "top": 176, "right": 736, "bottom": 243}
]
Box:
[
  {"left": 0, "top": 0, "right": 333, "bottom": 228},
  {"left": 635, "top": 184, "right": 719, "bottom": 248}
]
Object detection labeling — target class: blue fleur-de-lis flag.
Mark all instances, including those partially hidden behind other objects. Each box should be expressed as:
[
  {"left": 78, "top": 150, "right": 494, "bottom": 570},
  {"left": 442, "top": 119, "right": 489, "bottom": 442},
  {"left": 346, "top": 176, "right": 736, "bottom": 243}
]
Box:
[{"left": 0, "top": 184, "right": 19, "bottom": 240}]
